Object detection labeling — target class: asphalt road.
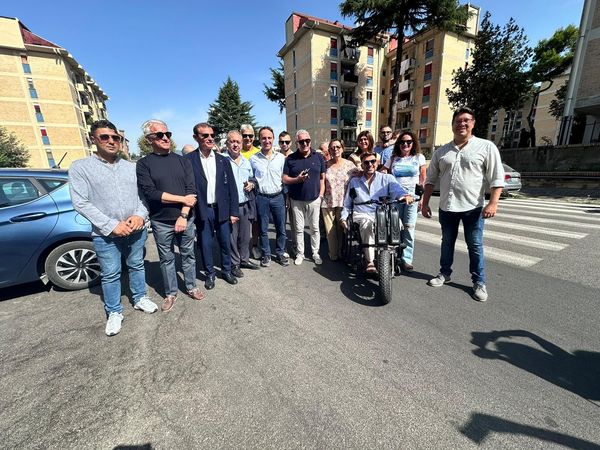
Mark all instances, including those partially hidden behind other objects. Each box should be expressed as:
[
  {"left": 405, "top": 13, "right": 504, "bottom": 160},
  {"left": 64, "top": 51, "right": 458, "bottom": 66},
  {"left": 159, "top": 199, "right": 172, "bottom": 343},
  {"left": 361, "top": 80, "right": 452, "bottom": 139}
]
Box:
[{"left": 1, "top": 196, "right": 599, "bottom": 449}]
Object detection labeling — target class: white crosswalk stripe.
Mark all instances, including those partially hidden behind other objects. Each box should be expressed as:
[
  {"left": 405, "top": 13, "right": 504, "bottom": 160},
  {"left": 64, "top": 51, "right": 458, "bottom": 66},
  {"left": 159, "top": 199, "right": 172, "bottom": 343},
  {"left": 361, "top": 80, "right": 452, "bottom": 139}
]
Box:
[{"left": 412, "top": 197, "right": 598, "bottom": 268}]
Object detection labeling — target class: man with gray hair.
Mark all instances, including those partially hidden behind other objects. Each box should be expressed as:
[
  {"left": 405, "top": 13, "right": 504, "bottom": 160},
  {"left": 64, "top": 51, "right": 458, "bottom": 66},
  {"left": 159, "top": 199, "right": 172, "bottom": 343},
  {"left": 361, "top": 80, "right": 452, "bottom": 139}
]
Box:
[
  {"left": 283, "top": 129, "right": 326, "bottom": 265},
  {"left": 181, "top": 144, "right": 196, "bottom": 155},
  {"left": 240, "top": 124, "right": 260, "bottom": 159},
  {"left": 137, "top": 119, "right": 205, "bottom": 312}
]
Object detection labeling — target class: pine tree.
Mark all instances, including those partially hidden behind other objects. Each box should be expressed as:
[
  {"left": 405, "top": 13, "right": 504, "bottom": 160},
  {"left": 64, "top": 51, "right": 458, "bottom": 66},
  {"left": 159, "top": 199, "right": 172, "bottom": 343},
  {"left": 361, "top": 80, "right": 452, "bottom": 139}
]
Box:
[
  {"left": 263, "top": 60, "right": 285, "bottom": 113},
  {"left": 208, "top": 77, "right": 256, "bottom": 138},
  {"left": 446, "top": 12, "right": 532, "bottom": 138},
  {"left": 0, "top": 126, "right": 29, "bottom": 167}
]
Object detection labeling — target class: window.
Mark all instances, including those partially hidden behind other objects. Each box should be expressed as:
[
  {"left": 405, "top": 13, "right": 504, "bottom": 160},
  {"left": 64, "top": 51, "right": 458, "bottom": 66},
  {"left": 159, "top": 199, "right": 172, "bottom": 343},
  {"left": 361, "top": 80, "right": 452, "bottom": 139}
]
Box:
[
  {"left": 425, "top": 39, "right": 434, "bottom": 59},
  {"left": 34, "top": 104, "right": 44, "bottom": 122},
  {"left": 21, "top": 54, "right": 31, "bottom": 74},
  {"left": 27, "top": 78, "right": 38, "bottom": 99},
  {"left": 295, "top": 114, "right": 298, "bottom": 130},
  {"left": 40, "top": 128, "right": 50, "bottom": 145},
  {"left": 294, "top": 93, "right": 297, "bottom": 110},
  {"left": 366, "top": 67, "right": 373, "bottom": 86},
  {"left": 381, "top": 89, "right": 385, "bottom": 96},
  {"left": 330, "top": 62, "right": 338, "bottom": 80},
  {"left": 330, "top": 108, "right": 338, "bottom": 125},
  {"left": 45, "top": 149, "right": 56, "bottom": 168},
  {"left": 492, "top": 124, "right": 497, "bottom": 132},
  {"left": 331, "top": 129, "right": 338, "bottom": 140},
  {"left": 419, "top": 128, "right": 428, "bottom": 144},
  {"left": 0, "top": 178, "right": 40, "bottom": 208},
  {"left": 38, "top": 178, "right": 66, "bottom": 192},
  {"left": 365, "top": 111, "right": 372, "bottom": 128},
  {"left": 381, "top": 107, "right": 385, "bottom": 114},
  {"left": 424, "top": 62, "right": 432, "bottom": 81},
  {"left": 366, "top": 91, "right": 373, "bottom": 108},
  {"left": 293, "top": 72, "right": 297, "bottom": 89},
  {"left": 330, "top": 85, "right": 338, "bottom": 103},
  {"left": 465, "top": 48, "right": 471, "bottom": 60},
  {"left": 422, "top": 85, "right": 430, "bottom": 104},
  {"left": 366, "top": 77, "right": 373, "bottom": 87},
  {"left": 420, "top": 107, "right": 429, "bottom": 124},
  {"left": 292, "top": 50, "right": 296, "bottom": 68},
  {"left": 330, "top": 37, "right": 338, "bottom": 57},
  {"left": 382, "top": 68, "right": 386, "bottom": 77},
  {"left": 367, "top": 46, "right": 374, "bottom": 65}
]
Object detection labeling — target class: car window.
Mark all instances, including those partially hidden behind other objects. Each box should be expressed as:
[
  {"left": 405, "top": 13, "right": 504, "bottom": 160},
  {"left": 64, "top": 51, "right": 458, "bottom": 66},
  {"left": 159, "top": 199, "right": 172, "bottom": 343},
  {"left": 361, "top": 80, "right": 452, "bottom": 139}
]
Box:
[
  {"left": 37, "top": 178, "right": 67, "bottom": 193},
  {"left": 0, "top": 178, "right": 40, "bottom": 208},
  {"left": 502, "top": 164, "right": 514, "bottom": 172}
]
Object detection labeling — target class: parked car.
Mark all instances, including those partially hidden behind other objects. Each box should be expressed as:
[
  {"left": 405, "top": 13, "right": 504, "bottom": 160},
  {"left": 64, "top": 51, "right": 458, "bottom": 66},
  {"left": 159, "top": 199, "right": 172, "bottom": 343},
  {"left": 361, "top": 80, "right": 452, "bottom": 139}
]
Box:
[
  {"left": 429, "top": 162, "right": 522, "bottom": 197},
  {"left": 0, "top": 168, "right": 100, "bottom": 291}
]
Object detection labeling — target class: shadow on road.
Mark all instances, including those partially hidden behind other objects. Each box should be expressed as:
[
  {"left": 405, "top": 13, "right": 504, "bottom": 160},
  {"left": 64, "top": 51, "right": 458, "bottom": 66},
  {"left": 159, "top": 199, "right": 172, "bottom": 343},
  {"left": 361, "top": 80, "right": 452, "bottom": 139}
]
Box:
[
  {"left": 114, "top": 445, "right": 153, "bottom": 450},
  {"left": 459, "top": 412, "right": 600, "bottom": 449},
  {"left": 470, "top": 329, "right": 600, "bottom": 401}
]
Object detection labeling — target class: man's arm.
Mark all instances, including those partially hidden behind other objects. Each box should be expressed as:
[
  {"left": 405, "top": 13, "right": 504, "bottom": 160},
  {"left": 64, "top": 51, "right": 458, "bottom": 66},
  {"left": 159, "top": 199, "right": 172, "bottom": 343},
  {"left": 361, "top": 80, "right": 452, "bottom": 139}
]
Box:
[{"left": 482, "top": 143, "right": 505, "bottom": 219}]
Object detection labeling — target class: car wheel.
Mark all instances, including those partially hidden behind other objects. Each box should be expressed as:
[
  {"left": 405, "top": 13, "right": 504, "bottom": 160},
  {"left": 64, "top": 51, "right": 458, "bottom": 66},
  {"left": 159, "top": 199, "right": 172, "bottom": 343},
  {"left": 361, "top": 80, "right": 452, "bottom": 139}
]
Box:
[{"left": 45, "top": 241, "right": 101, "bottom": 290}]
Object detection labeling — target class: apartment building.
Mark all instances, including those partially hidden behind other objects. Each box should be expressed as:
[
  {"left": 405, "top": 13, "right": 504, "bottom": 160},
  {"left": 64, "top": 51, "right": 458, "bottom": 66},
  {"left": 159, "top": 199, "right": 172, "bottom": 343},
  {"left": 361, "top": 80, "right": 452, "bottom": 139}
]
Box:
[
  {"left": 278, "top": 7, "right": 479, "bottom": 155},
  {"left": 0, "top": 17, "right": 108, "bottom": 168}
]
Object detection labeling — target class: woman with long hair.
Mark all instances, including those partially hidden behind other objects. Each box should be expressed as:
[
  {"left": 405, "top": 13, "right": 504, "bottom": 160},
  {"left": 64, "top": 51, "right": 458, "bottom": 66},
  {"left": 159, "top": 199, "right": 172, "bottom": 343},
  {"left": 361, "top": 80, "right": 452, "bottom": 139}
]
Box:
[
  {"left": 381, "top": 131, "right": 426, "bottom": 272},
  {"left": 321, "top": 139, "right": 358, "bottom": 260},
  {"left": 348, "top": 130, "right": 379, "bottom": 168}
]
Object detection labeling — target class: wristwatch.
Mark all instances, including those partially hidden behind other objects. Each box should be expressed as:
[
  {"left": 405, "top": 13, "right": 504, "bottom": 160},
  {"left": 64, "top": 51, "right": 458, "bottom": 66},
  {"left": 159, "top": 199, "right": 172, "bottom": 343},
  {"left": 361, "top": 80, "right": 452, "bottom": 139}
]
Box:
[{"left": 180, "top": 212, "right": 189, "bottom": 219}]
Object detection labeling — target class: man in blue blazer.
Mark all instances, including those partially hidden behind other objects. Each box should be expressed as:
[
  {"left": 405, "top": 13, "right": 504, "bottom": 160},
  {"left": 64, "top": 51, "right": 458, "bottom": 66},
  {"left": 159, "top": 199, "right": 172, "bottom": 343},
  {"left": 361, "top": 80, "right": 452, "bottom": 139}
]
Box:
[{"left": 185, "top": 122, "right": 240, "bottom": 290}]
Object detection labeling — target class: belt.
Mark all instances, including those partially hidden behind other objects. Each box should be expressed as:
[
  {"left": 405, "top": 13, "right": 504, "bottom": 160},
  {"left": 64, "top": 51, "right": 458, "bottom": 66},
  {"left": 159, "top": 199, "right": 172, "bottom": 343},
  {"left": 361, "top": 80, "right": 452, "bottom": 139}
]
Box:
[
  {"left": 207, "top": 203, "right": 218, "bottom": 208},
  {"left": 239, "top": 201, "right": 248, "bottom": 207},
  {"left": 258, "top": 191, "right": 282, "bottom": 198}
]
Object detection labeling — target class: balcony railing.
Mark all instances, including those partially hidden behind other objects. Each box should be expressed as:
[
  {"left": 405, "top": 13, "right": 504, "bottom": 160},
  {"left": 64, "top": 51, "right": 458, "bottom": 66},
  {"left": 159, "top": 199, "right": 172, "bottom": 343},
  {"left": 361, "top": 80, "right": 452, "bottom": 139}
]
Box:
[
  {"left": 398, "top": 79, "right": 414, "bottom": 93},
  {"left": 398, "top": 99, "right": 409, "bottom": 110},
  {"left": 340, "top": 97, "right": 358, "bottom": 107},
  {"left": 399, "top": 58, "right": 416, "bottom": 75},
  {"left": 340, "top": 119, "right": 357, "bottom": 129},
  {"left": 341, "top": 73, "right": 359, "bottom": 85},
  {"left": 340, "top": 47, "right": 360, "bottom": 63}
]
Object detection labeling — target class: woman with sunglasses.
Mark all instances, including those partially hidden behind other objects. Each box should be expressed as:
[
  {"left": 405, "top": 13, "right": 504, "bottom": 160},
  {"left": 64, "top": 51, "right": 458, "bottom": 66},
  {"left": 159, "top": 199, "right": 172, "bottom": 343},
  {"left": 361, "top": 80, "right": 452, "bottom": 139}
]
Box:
[
  {"left": 321, "top": 139, "right": 358, "bottom": 261},
  {"left": 348, "top": 130, "right": 379, "bottom": 169},
  {"left": 381, "top": 131, "right": 426, "bottom": 272}
]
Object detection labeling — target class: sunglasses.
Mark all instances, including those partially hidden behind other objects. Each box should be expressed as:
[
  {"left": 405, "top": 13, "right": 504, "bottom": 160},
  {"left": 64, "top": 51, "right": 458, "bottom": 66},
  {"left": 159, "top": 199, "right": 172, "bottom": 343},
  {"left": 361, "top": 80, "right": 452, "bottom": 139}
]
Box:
[
  {"left": 279, "top": 140, "right": 291, "bottom": 145},
  {"left": 297, "top": 139, "right": 311, "bottom": 145},
  {"left": 363, "top": 159, "right": 377, "bottom": 166},
  {"left": 147, "top": 131, "right": 172, "bottom": 140},
  {"left": 97, "top": 134, "right": 123, "bottom": 143},
  {"left": 399, "top": 140, "right": 413, "bottom": 146},
  {"left": 330, "top": 145, "right": 342, "bottom": 149},
  {"left": 380, "top": 130, "right": 392, "bottom": 134},
  {"left": 242, "top": 134, "right": 254, "bottom": 139},
  {"left": 198, "top": 133, "right": 215, "bottom": 139}
]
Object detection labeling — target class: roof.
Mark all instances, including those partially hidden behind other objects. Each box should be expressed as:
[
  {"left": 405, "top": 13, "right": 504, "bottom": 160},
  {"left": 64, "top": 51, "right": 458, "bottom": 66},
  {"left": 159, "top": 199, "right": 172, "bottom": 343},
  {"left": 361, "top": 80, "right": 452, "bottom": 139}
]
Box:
[{"left": 19, "top": 22, "right": 61, "bottom": 48}]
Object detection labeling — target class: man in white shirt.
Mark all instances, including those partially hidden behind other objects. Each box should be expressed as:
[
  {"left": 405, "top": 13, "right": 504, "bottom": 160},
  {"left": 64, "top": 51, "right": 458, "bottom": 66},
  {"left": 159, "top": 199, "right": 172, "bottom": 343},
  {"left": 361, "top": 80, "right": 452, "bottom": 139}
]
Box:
[{"left": 421, "top": 107, "right": 505, "bottom": 302}]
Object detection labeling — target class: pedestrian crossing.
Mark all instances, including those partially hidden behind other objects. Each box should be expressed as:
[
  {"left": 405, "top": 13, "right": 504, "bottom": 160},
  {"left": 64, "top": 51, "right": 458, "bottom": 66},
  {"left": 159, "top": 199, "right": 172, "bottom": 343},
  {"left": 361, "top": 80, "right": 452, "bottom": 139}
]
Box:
[{"left": 414, "top": 198, "right": 600, "bottom": 268}]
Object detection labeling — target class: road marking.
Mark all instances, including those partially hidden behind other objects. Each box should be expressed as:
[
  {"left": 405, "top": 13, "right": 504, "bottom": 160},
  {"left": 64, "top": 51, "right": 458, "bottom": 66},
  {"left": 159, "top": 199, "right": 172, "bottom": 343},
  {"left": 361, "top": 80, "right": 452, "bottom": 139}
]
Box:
[
  {"left": 498, "top": 206, "right": 600, "bottom": 222},
  {"left": 416, "top": 230, "right": 543, "bottom": 267},
  {"left": 502, "top": 198, "right": 599, "bottom": 210},
  {"left": 418, "top": 215, "right": 588, "bottom": 239},
  {"left": 495, "top": 212, "right": 600, "bottom": 229}
]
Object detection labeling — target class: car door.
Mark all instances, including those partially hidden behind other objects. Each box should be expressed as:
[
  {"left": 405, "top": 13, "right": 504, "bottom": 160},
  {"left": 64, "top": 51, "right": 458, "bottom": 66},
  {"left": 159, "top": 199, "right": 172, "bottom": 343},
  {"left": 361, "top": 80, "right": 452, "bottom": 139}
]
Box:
[{"left": 0, "top": 177, "right": 59, "bottom": 287}]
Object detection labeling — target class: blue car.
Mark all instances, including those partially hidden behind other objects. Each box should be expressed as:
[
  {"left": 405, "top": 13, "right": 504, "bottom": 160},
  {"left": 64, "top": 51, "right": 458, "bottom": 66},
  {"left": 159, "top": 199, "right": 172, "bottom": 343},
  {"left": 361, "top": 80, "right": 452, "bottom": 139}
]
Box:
[{"left": 0, "top": 168, "right": 100, "bottom": 291}]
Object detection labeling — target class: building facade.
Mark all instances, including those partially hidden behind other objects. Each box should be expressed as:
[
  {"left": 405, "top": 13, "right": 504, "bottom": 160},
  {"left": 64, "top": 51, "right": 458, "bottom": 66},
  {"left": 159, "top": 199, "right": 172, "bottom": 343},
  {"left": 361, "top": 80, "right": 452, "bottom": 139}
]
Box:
[
  {"left": 278, "top": 7, "right": 479, "bottom": 155},
  {"left": 0, "top": 17, "right": 108, "bottom": 168}
]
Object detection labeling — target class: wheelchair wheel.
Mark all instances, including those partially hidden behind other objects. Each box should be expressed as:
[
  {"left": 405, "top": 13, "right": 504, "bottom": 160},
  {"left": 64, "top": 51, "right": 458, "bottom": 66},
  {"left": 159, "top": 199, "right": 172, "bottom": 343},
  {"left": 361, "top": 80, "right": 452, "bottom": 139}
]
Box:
[{"left": 377, "top": 249, "right": 393, "bottom": 304}]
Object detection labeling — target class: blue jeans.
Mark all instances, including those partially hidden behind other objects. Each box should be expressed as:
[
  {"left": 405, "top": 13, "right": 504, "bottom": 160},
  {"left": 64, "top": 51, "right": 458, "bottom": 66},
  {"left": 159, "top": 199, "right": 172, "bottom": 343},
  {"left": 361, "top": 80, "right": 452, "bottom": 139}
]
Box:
[
  {"left": 151, "top": 219, "right": 197, "bottom": 296},
  {"left": 256, "top": 193, "right": 287, "bottom": 258},
  {"left": 399, "top": 202, "right": 418, "bottom": 264},
  {"left": 197, "top": 207, "right": 232, "bottom": 279},
  {"left": 92, "top": 228, "right": 148, "bottom": 316},
  {"left": 438, "top": 207, "right": 485, "bottom": 284}
]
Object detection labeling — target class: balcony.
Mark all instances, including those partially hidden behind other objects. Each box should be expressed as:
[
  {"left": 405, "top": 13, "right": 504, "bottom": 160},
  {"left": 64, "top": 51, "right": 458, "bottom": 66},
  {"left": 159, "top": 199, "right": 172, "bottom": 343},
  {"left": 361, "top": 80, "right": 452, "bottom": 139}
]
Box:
[
  {"left": 340, "top": 97, "right": 358, "bottom": 107},
  {"left": 397, "top": 79, "right": 414, "bottom": 93},
  {"left": 340, "top": 47, "right": 360, "bottom": 63},
  {"left": 340, "top": 119, "right": 357, "bottom": 129},
  {"left": 398, "top": 99, "right": 410, "bottom": 110},
  {"left": 400, "top": 58, "right": 416, "bottom": 75},
  {"left": 76, "top": 82, "right": 85, "bottom": 92},
  {"left": 340, "top": 72, "right": 359, "bottom": 86},
  {"left": 81, "top": 104, "right": 91, "bottom": 115}
]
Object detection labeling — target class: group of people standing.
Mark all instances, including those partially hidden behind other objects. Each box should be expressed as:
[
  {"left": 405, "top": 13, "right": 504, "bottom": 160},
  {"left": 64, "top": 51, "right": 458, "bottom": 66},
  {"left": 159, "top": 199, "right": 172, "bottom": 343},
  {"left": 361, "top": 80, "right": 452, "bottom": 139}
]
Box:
[{"left": 70, "top": 105, "right": 504, "bottom": 337}]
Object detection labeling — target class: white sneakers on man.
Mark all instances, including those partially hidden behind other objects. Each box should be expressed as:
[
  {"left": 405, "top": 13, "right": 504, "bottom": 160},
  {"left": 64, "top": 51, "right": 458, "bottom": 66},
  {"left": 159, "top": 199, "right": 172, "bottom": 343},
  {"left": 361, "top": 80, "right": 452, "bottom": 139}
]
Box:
[
  {"left": 105, "top": 312, "right": 124, "bottom": 336},
  {"left": 133, "top": 296, "right": 159, "bottom": 313}
]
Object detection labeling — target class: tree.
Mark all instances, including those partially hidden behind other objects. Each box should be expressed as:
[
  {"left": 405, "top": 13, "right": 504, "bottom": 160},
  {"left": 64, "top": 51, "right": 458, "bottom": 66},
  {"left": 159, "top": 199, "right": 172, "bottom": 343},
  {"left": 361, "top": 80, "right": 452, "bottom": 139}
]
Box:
[
  {"left": 0, "top": 126, "right": 29, "bottom": 167},
  {"left": 446, "top": 12, "right": 532, "bottom": 138},
  {"left": 263, "top": 60, "right": 285, "bottom": 113},
  {"left": 549, "top": 80, "right": 568, "bottom": 119},
  {"left": 208, "top": 77, "right": 256, "bottom": 138},
  {"left": 340, "top": 0, "right": 471, "bottom": 128},
  {"left": 136, "top": 134, "right": 176, "bottom": 157},
  {"left": 526, "top": 25, "right": 578, "bottom": 145}
]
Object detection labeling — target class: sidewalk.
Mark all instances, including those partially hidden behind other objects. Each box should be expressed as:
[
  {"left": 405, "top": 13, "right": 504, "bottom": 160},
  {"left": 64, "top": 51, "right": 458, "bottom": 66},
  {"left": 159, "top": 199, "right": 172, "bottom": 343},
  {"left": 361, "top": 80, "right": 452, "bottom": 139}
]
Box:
[{"left": 514, "top": 187, "right": 600, "bottom": 204}]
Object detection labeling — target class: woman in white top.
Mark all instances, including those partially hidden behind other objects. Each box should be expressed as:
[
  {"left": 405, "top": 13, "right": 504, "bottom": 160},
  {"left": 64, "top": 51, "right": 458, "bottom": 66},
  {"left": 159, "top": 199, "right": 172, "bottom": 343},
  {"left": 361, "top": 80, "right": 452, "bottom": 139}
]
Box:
[{"left": 380, "top": 131, "right": 426, "bottom": 272}]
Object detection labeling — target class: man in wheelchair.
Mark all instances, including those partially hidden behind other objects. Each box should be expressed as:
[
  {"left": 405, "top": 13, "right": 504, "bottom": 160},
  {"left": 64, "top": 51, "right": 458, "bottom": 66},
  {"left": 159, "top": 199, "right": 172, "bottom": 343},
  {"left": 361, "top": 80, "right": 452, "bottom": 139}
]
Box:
[{"left": 340, "top": 152, "right": 414, "bottom": 273}]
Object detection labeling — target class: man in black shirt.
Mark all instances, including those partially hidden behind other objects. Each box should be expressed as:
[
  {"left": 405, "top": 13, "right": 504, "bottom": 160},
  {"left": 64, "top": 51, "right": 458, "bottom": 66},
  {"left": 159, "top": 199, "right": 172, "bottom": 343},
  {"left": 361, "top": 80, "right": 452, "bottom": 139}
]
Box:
[{"left": 137, "top": 119, "right": 205, "bottom": 312}]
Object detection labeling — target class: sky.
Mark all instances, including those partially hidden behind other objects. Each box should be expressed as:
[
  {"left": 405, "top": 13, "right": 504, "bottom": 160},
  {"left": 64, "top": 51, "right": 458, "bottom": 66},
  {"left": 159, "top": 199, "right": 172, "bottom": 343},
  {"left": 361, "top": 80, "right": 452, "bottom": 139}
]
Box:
[{"left": 4, "top": 0, "right": 585, "bottom": 154}]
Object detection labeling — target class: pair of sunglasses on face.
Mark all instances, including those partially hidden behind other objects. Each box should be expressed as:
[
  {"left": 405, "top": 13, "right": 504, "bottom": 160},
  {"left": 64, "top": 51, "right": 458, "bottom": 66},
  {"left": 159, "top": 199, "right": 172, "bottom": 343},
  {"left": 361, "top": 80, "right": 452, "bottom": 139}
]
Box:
[
  {"left": 97, "top": 134, "right": 123, "bottom": 143},
  {"left": 146, "top": 131, "right": 172, "bottom": 140}
]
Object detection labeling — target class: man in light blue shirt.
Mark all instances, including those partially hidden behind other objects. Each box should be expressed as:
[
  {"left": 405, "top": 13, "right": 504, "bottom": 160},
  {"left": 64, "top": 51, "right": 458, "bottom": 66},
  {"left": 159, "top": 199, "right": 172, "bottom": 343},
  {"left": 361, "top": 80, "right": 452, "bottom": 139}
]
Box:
[
  {"left": 341, "top": 152, "right": 412, "bottom": 273},
  {"left": 249, "top": 126, "right": 289, "bottom": 267},
  {"left": 374, "top": 125, "right": 395, "bottom": 166},
  {"left": 226, "top": 130, "right": 260, "bottom": 276}
]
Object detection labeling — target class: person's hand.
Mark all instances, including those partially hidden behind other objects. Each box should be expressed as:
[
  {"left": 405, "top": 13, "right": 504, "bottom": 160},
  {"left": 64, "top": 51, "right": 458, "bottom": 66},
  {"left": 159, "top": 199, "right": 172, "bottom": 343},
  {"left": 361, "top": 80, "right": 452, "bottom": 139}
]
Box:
[
  {"left": 243, "top": 181, "right": 254, "bottom": 192},
  {"left": 112, "top": 221, "right": 132, "bottom": 237},
  {"left": 422, "top": 204, "right": 432, "bottom": 219},
  {"left": 340, "top": 219, "right": 348, "bottom": 231},
  {"left": 297, "top": 170, "right": 309, "bottom": 183},
  {"left": 174, "top": 217, "right": 187, "bottom": 233},
  {"left": 482, "top": 203, "right": 498, "bottom": 219},
  {"left": 285, "top": 198, "right": 291, "bottom": 209},
  {"left": 230, "top": 216, "right": 239, "bottom": 224},
  {"left": 417, "top": 199, "right": 423, "bottom": 212},
  {"left": 182, "top": 194, "right": 197, "bottom": 207},
  {"left": 126, "top": 215, "right": 145, "bottom": 231},
  {"left": 403, "top": 195, "right": 414, "bottom": 205}
]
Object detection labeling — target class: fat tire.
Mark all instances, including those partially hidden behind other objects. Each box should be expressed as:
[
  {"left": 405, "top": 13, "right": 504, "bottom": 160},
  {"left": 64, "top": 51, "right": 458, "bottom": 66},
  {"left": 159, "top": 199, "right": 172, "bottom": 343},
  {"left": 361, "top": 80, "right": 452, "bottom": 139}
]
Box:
[
  {"left": 45, "top": 241, "right": 100, "bottom": 290},
  {"left": 377, "top": 249, "right": 393, "bottom": 304}
]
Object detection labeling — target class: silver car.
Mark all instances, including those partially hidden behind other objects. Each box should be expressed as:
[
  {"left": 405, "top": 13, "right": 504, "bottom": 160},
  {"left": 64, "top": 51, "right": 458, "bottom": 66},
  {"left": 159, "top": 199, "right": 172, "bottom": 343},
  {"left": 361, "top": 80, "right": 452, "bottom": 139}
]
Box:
[{"left": 502, "top": 163, "right": 522, "bottom": 195}]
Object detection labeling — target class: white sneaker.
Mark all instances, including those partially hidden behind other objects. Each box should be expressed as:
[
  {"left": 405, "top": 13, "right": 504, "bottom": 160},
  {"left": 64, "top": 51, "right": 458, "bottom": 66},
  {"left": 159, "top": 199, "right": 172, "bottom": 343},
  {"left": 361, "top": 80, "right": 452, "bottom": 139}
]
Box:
[
  {"left": 134, "top": 296, "right": 158, "bottom": 313},
  {"left": 251, "top": 246, "right": 261, "bottom": 259},
  {"left": 313, "top": 255, "right": 323, "bottom": 265},
  {"left": 105, "top": 312, "right": 123, "bottom": 336},
  {"left": 283, "top": 251, "right": 290, "bottom": 258},
  {"left": 472, "top": 283, "right": 488, "bottom": 302},
  {"left": 428, "top": 273, "right": 451, "bottom": 287},
  {"left": 294, "top": 254, "right": 304, "bottom": 265}
]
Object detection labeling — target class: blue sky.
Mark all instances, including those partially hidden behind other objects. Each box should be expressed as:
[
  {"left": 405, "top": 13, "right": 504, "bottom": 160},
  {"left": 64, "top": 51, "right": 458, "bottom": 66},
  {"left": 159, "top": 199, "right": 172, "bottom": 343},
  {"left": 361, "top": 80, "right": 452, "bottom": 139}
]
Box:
[{"left": 5, "top": 0, "right": 584, "bottom": 154}]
